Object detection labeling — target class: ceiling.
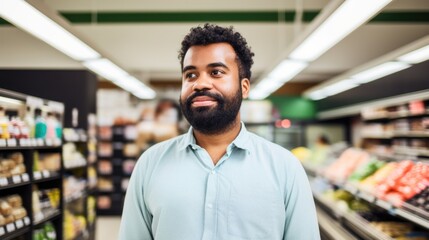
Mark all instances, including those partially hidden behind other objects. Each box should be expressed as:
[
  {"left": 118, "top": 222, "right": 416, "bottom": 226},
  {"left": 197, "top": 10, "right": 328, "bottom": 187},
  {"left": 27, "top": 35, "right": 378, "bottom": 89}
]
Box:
[{"left": 1, "top": 0, "right": 429, "bottom": 98}]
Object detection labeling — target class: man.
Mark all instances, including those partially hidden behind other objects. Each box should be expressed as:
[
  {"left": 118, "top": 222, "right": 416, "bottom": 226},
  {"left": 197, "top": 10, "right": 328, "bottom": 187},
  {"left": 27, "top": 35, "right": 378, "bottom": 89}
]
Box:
[{"left": 119, "top": 24, "right": 320, "bottom": 240}]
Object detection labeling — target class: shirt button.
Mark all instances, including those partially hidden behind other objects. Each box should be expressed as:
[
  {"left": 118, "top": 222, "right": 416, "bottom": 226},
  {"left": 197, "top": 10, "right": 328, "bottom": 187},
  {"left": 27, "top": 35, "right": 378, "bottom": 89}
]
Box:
[
  {"left": 211, "top": 170, "right": 216, "bottom": 174},
  {"left": 207, "top": 204, "right": 213, "bottom": 209}
]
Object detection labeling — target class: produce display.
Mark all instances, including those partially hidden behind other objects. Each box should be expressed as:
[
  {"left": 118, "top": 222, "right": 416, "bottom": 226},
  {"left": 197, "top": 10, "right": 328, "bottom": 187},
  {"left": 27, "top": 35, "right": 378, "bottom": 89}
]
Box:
[
  {"left": 0, "top": 194, "right": 27, "bottom": 226},
  {"left": 33, "top": 221, "right": 57, "bottom": 240},
  {"left": 407, "top": 187, "right": 429, "bottom": 212},
  {"left": 323, "top": 148, "right": 371, "bottom": 183}
]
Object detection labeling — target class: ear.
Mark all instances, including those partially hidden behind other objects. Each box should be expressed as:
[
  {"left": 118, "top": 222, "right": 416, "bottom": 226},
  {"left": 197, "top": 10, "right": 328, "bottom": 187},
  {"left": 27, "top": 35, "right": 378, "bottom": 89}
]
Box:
[{"left": 241, "top": 78, "right": 250, "bottom": 99}]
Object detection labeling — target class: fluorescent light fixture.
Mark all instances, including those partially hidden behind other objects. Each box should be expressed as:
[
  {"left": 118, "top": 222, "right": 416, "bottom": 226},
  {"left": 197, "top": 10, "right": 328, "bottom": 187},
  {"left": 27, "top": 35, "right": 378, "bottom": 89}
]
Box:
[
  {"left": 268, "top": 60, "right": 309, "bottom": 83},
  {"left": 307, "top": 90, "right": 327, "bottom": 101},
  {"left": 83, "top": 58, "right": 129, "bottom": 81},
  {"left": 0, "top": 0, "right": 100, "bottom": 61},
  {"left": 249, "top": 90, "right": 271, "bottom": 100},
  {"left": 397, "top": 45, "right": 429, "bottom": 64},
  {"left": 0, "top": 96, "right": 24, "bottom": 106},
  {"left": 290, "top": 0, "right": 391, "bottom": 62},
  {"left": 323, "top": 80, "right": 358, "bottom": 96},
  {"left": 132, "top": 87, "right": 157, "bottom": 99},
  {"left": 351, "top": 61, "right": 411, "bottom": 84}
]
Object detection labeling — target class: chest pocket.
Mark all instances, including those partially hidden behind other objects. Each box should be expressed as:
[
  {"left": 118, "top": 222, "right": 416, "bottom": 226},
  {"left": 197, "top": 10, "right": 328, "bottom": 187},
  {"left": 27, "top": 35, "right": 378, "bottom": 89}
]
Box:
[{"left": 227, "top": 190, "right": 285, "bottom": 239}]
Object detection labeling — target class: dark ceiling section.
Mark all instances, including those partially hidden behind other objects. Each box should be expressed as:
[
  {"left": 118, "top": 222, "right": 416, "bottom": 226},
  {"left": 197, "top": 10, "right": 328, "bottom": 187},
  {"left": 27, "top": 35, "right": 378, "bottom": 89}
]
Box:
[{"left": 316, "top": 60, "right": 429, "bottom": 111}]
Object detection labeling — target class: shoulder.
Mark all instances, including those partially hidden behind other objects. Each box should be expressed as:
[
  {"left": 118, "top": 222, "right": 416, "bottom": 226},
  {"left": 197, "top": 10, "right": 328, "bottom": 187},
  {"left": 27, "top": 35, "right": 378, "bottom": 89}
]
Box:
[{"left": 134, "top": 134, "right": 186, "bottom": 170}]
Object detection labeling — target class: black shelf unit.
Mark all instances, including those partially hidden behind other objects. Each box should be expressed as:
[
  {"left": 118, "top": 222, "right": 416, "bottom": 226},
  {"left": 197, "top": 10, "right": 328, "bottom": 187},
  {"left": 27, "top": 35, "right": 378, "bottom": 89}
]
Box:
[
  {"left": 0, "top": 88, "right": 64, "bottom": 240},
  {"left": 96, "top": 124, "right": 139, "bottom": 216},
  {"left": 62, "top": 125, "right": 97, "bottom": 240}
]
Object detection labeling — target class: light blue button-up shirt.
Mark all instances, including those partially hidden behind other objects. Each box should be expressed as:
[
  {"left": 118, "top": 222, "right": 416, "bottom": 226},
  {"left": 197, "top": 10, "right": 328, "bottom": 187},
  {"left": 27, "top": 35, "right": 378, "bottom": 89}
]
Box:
[{"left": 119, "top": 123, "right": 320, "bottom": 240}]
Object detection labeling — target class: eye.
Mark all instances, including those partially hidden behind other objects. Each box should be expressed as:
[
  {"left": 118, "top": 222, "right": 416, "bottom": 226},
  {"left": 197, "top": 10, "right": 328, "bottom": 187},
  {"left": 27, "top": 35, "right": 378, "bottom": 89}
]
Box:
[
  {"left": 185, "top": 72, "right": 197, "bottom": 79},
  {"left": 211, "top": 69, "right": 224, "bottom": 77}
]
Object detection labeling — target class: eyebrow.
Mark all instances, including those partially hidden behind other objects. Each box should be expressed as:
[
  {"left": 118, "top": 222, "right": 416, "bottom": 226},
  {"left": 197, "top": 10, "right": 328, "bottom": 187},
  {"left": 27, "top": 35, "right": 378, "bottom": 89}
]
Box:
[
  {"left": 182, "top": 62, "right": 230, "bottom": 73},
  {"left": 208, "top": 62, "right": 229, "bottom": 70},
  {"left": 182, "top": 65, "right": 196, "bottom": 73}
]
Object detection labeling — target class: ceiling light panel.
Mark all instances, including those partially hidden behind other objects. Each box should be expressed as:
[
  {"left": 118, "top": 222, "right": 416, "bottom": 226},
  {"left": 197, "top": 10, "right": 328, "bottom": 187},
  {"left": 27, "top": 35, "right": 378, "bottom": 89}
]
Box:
[
  {"left": 397, "top": 45, "right": 429, "bottom": 64},
  {"left": 350, "top": 62, "right": 411, "bottom": 84},
  {"left": 290, "top": 0, "right": 391, "bottom": 62},
  {"left": 0, "top": 0, "right": 100, "bottom": 61}
]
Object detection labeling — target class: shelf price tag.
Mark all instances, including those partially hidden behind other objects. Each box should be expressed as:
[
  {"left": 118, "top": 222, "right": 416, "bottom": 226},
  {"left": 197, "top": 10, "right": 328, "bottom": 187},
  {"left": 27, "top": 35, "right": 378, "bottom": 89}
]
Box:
[
  {"left": 15, "top": 219, "right": 23, "bottom": 229},
  {"left": 24, "top": 217, "right": 30, "bottom": 226},
  {"left": 0, "top": 177, "right": 7, "bottom": 186},
  {"left": 31, "top": 139, "right": 37, "bottom": 146},
  {"left": 7, "top": 139, "right": 17, "bottom": 147},
  {"left": 0, "top": 139, "right": 6, "bottom": 147},
  {"left": 42, "top": 170, "right": 50, "bottom": 178},
  {"left": 19, "top": 139, "right": 28, "bottom": 146},
  {"left": 0, "top": 227, "right": 4, "bottom": 236},
  {"left": 53, "top": 138, "right": 61, "bottom": 146},
  {"left": 22, "top": 173, "right": 29, "bottom": 182},
  {"left": 37, "top": 139, "right": 44, "bottom": 146},
  {"left": 12, "top": 175, "right": 21, "bottom": 184},
  {"left": 6, "top": 223, "right": 15, "bottom": 232},
  {"left": 34, "top": 171, "right": 42, "bottom": 180},
  {"left": 45, "top": 138, "right": 53, "bottom": 146}
]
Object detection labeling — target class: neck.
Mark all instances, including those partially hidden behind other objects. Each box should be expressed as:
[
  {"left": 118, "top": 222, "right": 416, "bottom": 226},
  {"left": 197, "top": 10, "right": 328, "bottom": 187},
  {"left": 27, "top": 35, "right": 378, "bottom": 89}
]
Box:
[{"left": 193, "top": 118, "right": 242, "bottom": 164}]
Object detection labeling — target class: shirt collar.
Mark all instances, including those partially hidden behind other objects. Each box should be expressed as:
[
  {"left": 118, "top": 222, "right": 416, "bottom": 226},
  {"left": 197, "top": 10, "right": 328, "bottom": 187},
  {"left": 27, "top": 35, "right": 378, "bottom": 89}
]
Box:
[{"left": 178, "top": 122, "right": 251, "bottom": 152}]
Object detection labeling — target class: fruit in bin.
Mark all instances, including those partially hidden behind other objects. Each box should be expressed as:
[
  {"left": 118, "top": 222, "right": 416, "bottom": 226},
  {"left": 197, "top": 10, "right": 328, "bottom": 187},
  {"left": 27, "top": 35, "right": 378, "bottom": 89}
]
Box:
[
  {"left": 376, "top": 160, "right": 414, "bottom": 199},
  {"left": 349, "top": 158, "right": 385, "bottom": 182},
  {"left": 349, "top": 199, "right": 371, "bottom": 212},
  {"left": 333, "top": 189, "right": 354, "bottom": 202}
]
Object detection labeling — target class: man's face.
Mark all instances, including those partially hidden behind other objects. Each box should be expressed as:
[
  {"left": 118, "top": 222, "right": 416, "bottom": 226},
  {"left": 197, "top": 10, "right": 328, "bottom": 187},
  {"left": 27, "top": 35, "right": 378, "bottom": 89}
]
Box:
[{"left": 179, "top": 43, "right": 250, "bottom": 135}]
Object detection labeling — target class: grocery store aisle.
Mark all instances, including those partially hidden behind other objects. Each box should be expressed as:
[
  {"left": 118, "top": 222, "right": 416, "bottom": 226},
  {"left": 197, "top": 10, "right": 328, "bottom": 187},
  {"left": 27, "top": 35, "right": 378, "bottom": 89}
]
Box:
[{"left": 96, "top": 217, "right": 121, "bottom": 240}]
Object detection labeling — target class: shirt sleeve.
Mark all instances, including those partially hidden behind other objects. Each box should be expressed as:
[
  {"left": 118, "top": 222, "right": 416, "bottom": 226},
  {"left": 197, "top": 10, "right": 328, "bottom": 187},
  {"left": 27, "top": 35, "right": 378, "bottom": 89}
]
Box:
[
  {"left": 119, "top": 156, "right": 153, "bottom": 240},
  {"left": 283, "top": 153, "right": 321, "bottom": 240}
]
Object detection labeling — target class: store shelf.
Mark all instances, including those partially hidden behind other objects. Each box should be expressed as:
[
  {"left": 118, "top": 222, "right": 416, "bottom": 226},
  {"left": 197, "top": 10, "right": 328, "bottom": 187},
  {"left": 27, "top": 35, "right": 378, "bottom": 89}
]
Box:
[
  {"left": 33, "top": 209, "right": 61, "bottom": 226},
  {"left": 64, "top": 162, "right": 88, "bottom": 170},
  {"left": 33, "top": 170, "right": 60, "bottom": 183},
  {"left": 65, "top": 192, "right": 87, "bottom": 204},
  {"left": 314, "top": 191, "right": 394, "bottom": 240},
  {"left": 0, "top": 173, "right": 31, "bottom": 190},
  {"left": 393, "top": 130, "right": 429, "bottom": 138},
  {"left": 317, "top": 206, "right": 358, "bottom": 240},
  {"left": 0, "top": 217, "right": 31, "bottom": 240}
]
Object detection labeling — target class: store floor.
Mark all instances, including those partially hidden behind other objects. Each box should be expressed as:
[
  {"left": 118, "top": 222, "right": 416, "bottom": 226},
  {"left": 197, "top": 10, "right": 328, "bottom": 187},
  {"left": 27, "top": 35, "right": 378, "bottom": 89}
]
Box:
[{"left": 96, "top": 217, "right": 121, "bottom": 240}]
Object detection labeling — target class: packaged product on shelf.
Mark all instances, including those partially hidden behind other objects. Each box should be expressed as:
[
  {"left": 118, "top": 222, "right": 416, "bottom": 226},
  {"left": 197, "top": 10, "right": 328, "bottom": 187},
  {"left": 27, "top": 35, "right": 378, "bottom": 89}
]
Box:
[
  {"left": 64, "top": 210, "right": 87, "bottom": 240},
  {"left": 122, "top": 178, "right": 130, "bottom": 191},
  {"left": 123, "top": 143, "right": 139, "bottom": 157},
  {"left": 0, "top": 194, "right": 27, "bottom": 225},
  {"left": 0, "top": 152, "right": 26, "bottom": 178},
  {"left": 98, "top": 126, "right": 112, "bottom": 140},
  {"left": 98, "top": 160, "right": 112, "bottom": 175},
  {"left": 97, "top": 177, "right": 114, "bottom": 192},
  {"left": 63, "top": 176, "right": 86, "bottom": 202},
  {"left": 98, "top": 143, "right": 113, "bottom": 157},
  {"left": 33, "top": 186, "right": 61, "bottom": 222},
  {"left": 124, "top": 125, "right": 138, "bottom": 140},
  {"left": 33, "top": 152, "right": 61, "bottom": 173},
  {"left": 88, "top": 166, "right": 97, "bottom": 189},
  {"left": 33, "top": 221, "right": 57, "bottom": 240},
  {"left": 97, "top": 195, "right": 111, "bottom": 209},
  {"left": 34, "top": 108, "right": 47, "bottom": 139},
  {"left": 62, "top": 143, "right": 86, "bottom": 168},
  {"left": 123, "top": 160, "right": 136, "bottom": 175},
  {"left": 87, "top": 196, "right": 96, "bottom": 225}
]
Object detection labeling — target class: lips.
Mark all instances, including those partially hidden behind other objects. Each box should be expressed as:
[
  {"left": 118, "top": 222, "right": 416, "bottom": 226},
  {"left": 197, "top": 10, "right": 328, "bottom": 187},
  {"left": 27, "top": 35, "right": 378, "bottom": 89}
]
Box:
[{"left": 191, "top": 96, "right": 217, "bottom": 107}]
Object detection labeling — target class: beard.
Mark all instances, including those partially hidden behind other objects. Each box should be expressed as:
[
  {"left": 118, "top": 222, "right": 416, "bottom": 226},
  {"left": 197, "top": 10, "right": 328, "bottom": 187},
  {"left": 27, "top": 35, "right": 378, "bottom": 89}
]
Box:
[{"left": 180, "top": 88, "right": 242, "bottom": 135}]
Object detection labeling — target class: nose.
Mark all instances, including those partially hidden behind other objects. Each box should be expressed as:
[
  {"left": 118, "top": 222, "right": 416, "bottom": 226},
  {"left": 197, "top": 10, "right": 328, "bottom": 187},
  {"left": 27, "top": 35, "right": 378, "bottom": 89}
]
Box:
[{"left": 192, "top": 73, "right": 213, "bottom": 91}]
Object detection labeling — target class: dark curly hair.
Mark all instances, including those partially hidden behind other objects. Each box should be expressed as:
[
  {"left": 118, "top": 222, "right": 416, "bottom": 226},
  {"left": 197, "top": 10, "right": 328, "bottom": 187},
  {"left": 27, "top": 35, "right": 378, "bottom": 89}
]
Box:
[{"left": 178, "top": 23, "right": 255, "bottom": 81}]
